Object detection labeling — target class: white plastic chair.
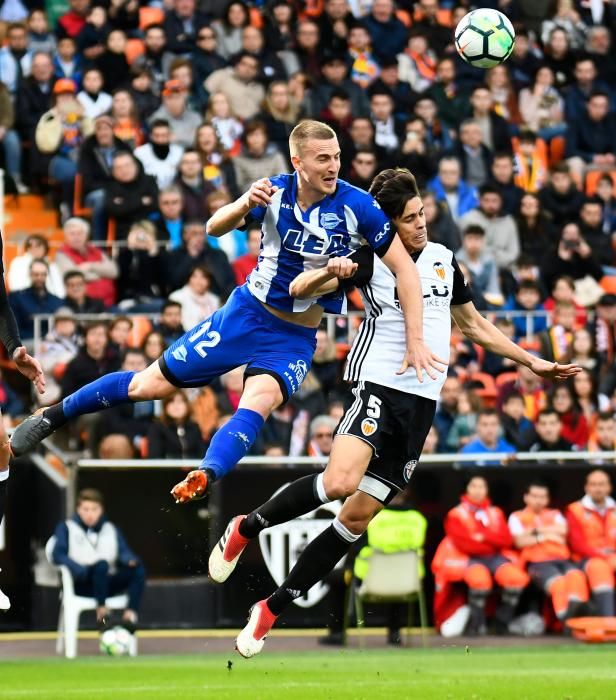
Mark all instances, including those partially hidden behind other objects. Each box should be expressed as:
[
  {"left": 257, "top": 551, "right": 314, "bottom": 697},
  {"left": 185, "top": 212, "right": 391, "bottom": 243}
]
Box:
[
  {"left": 45, "top": 537, "right": 138, "bottom": 658},
  {"left": 345, "top": 549, "right": 429, "bottom": 647}
]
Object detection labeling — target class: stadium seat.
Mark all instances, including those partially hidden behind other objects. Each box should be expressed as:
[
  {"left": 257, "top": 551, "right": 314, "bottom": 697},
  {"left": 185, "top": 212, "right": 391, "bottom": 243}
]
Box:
[
  {"left": 139, "top": 6, "right": 164, "bottom": 30},
  {"left": 45, "top": 538, "right": 138, "bottom": 659},
  {"left": 125, "top": 38, "right": 145, "bottom": 65},
  {"left": 72, "top": 174, "right": 92, "bottom": 218},
  {"left": 344, "top": 550, "right": 429, "bottom": 647},
  {"left": 495, "top": 371, "right": 519, "bottom": 388},
  {"left": 468, "top": 372, "right": 498, "bottom": 403},
  {"left": 585, "top": 169, "right": 616, "bottom": 196}
]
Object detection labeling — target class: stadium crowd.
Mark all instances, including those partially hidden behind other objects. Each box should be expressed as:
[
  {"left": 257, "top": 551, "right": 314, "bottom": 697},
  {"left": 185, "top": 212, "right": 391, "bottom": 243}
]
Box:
[{"left": 0, "top": 0, "right": 614, "bottom": 642}]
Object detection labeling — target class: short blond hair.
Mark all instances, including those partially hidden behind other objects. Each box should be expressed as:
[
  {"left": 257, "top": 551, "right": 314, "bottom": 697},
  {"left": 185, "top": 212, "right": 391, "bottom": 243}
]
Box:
[{"left": 289, "top": 119, "right": 337, "bottom": 157}]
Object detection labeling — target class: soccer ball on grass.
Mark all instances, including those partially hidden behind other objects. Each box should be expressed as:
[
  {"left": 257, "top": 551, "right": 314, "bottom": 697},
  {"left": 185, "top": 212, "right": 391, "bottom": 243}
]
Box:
[
  {"left": 99, "top": 625, "right": 133, "bottom": 656},
  {"left": 455, "top": 8, "right": 515, "bottom": 69}
]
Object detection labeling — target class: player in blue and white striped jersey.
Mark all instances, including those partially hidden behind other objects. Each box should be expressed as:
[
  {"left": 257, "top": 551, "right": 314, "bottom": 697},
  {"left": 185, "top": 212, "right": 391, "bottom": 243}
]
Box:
[{"left": 11, "top": 120, "right": 443, "bottom": 503}]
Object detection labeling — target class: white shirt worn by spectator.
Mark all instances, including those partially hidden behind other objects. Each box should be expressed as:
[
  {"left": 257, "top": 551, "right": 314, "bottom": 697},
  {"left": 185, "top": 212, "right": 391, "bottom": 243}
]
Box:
[
  {"left": 459, "top": 208, "right": 520, "bottom": 268},
  {"left": 134, "top": 142, "right": 184, "bottom": 189},
  {"left": 8, "top": 254, "right": 65, "bottom": 297},
  {"left": 169, "top": 286, "right": 221, "bottom": 331},
  {"left": 77, "top": 90, "right": 113, "bottom": 119}
]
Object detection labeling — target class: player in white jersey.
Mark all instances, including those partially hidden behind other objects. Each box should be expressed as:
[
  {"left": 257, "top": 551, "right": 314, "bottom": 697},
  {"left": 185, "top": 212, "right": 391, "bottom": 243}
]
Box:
[
  {"left": 11, "top": 121, "right": 443, "bottom": 503},
  {"left": 206, "top": 168, "right": 581, "bottom": 658}
]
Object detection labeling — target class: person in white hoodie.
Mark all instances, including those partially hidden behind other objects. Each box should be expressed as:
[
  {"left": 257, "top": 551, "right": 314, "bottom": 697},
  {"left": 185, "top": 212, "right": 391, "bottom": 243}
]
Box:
[
  {"left": 77, "top": 68, "right": 112, "bottom": 119},
  {"left": 8, "top": 234, "right": 65, "bottom": 297},
  {"left": 169, "top": 263, "right": 220, "bottom": 331},
  {"left": 134, "top": 119, "right": 183, "bottom": 189}
]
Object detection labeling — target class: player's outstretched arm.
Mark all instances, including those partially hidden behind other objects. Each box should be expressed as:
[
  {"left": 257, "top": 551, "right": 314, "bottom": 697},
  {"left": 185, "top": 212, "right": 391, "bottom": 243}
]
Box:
[
  {"left": 206, "top": 178, "right": 278, "bottom": 237},
  {"left": 381, "top": 236, "right": 447, "bottom": 381},
  {"left": 451, "top": 302, "right": 581, "bottom": 381}
]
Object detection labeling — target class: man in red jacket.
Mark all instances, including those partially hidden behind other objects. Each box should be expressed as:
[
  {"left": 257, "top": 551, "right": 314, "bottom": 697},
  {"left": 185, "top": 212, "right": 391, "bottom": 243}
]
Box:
[
  {"left": 438, "top": 474, "right": 529, "bottom": 635},
  {"left": 566, "top": 469, "right": 616, "bottom": 616}
]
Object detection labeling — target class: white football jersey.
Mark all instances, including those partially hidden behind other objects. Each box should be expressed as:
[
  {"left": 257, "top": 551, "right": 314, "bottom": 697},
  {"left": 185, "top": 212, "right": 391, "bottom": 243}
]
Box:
[{"left": 344, "top": 242, "right": 472, "bottom": 400}]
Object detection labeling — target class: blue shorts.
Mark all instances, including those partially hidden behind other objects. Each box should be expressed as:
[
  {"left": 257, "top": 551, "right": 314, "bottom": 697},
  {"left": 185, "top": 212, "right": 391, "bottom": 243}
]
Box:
[{"left": 159, "top": 285, "right": 317, "bottom": 402}]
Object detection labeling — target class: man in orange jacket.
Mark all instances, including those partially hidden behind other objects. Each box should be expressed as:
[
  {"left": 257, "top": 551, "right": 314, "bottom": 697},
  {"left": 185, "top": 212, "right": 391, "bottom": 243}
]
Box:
[
  {"left": 566, "top": 469, "right": 616, "bottom": 616},
  {"left": 433, "top": 475, "right": 529, "bottom": 635},
  {"left": 509, "top": 480, "right": 589, "bottom": 622}
]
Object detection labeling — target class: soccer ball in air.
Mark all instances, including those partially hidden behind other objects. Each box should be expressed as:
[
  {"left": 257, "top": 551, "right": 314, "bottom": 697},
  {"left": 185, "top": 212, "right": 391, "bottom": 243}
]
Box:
[
  {"left": 455, "top": 8, "right": 515, "bottom": 69},
  {"left": 99, "top": 626, "right": 133, "bottom": 656}
]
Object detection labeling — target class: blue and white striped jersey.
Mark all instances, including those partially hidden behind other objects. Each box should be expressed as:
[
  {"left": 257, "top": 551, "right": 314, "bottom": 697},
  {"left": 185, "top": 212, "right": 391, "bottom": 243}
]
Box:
[{"left": 245, "top": 172, "right": 393, "bottom": 314}]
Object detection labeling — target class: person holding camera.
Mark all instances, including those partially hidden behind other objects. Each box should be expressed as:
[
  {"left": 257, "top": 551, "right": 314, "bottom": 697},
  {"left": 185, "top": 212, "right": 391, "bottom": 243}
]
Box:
[
  {"left": 117, "top": 221, "right": 165, "bottom": 311},
  {"left": 541, "top": 223, "right": 604, "bottom": 294}
]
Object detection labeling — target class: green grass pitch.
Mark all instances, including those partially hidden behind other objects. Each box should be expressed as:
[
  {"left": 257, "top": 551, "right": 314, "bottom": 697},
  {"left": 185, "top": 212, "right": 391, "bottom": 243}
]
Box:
[{"left": 1, "top": 646, "right": 615, "bottom": 700}]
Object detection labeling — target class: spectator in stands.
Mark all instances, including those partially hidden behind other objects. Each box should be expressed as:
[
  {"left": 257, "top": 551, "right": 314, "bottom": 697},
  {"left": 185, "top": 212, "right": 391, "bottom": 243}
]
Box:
[
  {"left": 450, "top": 118, "right": 492, "bottom": 189},
  {"left": 50, "top": 488, "right": 145, "bottom": 631},
  {"left": 152, "top": 186, "right": 184, "bottom": 249},
  {"left": 37, "top": 307, "right": 80, "bottom": 406},
  {"left": 423, "top": 191, "right": 460, "bottom": 250},
  {"left": 572, "top": 367, "right": 600, "bottom": 425},
  {"left": 174, "top": 148, "right": 215, "bottom": 223},
  {"left": 107, "top": 316, "right": 132, "bottom": 364},
  {"left": 509, "top": 480, "right": 590, "bottom": 623},
  {"left": 117, "top": 220, "right": 165, "bottom": 310},
  {"left": 518, "top": 66, "right": 566, "bottom": 143},
  {"left": 205, "top": 51, "right": 265, "bottom": 121},
  {"left": 164, "top": 221, "right": 235, "bottom": 299},
  {"left": 564, "top": 57, "right": 609, "bottom": 123},
  {"left": 0, "top": 81, "right": 25, "bottom": 194},
  {"left": 75, "top": 6, "right": 109, "bottom": 62},
  {"left": 195, "top": 122, "right": 238, "bottom": 195},
  {"left": 528, "top": 408, "right": 573, "bottom": 452},
  {"left": 544, "top": 276, "right": 587, "bottom": 329},
  {"left": 538, "top": 300, "right": 576, "bottom": 363},
  {"left": 588, "top": 413, "right": 616, "bottom": 452},
  {"left": 321, "top": 89, "right": 353, "bottom": 144},
  {"left": 306, "top": 415, "right": 337, "bottom": 457},
  {"left": 368, "top": 88, "right": 404, "bottom": 155},
  {"left": 147, "top": 390, "right": 204, "bottom": 459},
  {"left": 578, "top": 196, "right": 614, "bottom": 267},
  {"left": 53, "top": 36, "right": 82, "bottom": 87},
  {"left": 566, "top": 91, "right": 616, "bottom": 180},
  {"left": 596, "top": 175, "right": 616, "bottom": 234},
  {"left": 8, "top": 259, "right": 63, "bottom": 342},
  {"left": 310, "top": 328, "right": 339, "bottom": 398},
  {"left": 433, "top": 474, "right": 528, "bottom": 637},
  {"left": 309, "top": 50, "right": 369, "bottom": 120},
  {"left": 55, "top": 217, "right": 118, "bottom": 308},
  {"left": 169, "top": 264, "right": 221, "bottom": 330},
  {"left": 428, "top": 57, "right": 471, "bottom": 131},
  {"left": 504, "top": 280, "right": 548, "bottom": 340},
  {"left": 392, "top": 116, "right": 437, "bottom": 188},
  {"left": 565, "top": 470, "right": 616, "bottom": 615},
  {"left": 455, "top": 225, "right": 503, "bottom": 305},
  {"left": 77, "top": 68, "right": 111, "bottom": 120},
  {"left": 434, "top": 375, "right": 461, "bottom": 452},
  {"left": 459, "top": 409, "right": 515, "bottom": 466},
  {"left": 205, "top": 91, "right": 243, "bottom": 154},
  {"left": 105, "top": 152, "right": 159, "bottom": 241},
  {"left": 142, "top": 332, "right": 166, "bottom": 365},
  {"left": 35, "top": 78, "right": 93, "bottom": 214},
  {"left": 232, "top": 120, "right": 289, "bottom": 194},
  {"left": 347, "top": 147, "right": 379, "bottom": 190},
  {"left": 515, "top": 192, "right": 557, "bottom": 262},
  {"left": 512, "top": 131, "right": 549, "bottom": 194},
  {"left": 134, "top": 120, "right": 184, "bottom": 190},
  {"left": 541, "top": 223, "right": 604, "bottom": 293},
  {"left": 488, "top": 153, "right": 524, "bottom": 217},
  {"left": 371, "top": 56, "right": 415, "bottom": 120},
  {"left": 148, "top": 80, "right": 200, "bottom": 149},
  {"left": 538, "top": 165, "right": 585, "bottom": 229},
  {"left": 549, "top": 383, "right": 589, "bottom": 448},
  {"left": 543, "top": 27, "right": 575, "bottom": 90},
  {"left": 191, "top": 25, "right": 226, "bottom": 101},
  {"left": 240, "top": 25, "right": 286, "bottom": 84},
  {"left": 289, "top": 20, "right": 321, "bottom": 77},
  {"left": 154, "top": 300, "right": 184, "bottom": 346},
  {"left": 57, "top": 0, "right": 89, "bottom": 39},
  {"left": 164, "top": 0, "right": 210, "bottom": 55},
  {"left": 508, "top": 29, "right": 542, "bottom": 92},
  {"left": 413, "top": 96, "right": 451, "bottom": 153},
  {"left": 469, "top": 85, "right": 512, "bottom": 154},
  {"left": 28, "top": 10, "right": 57, "bottom": 56},
  {"left": 109, "top": 89, "right": 143, "bottom": 149},
  {"left": 397, "top": 31, "right": 437, "bottom": 96},
  {"left": 203, "top": 191, "right": 247, "bottom": 262},
  {"left": 585, "top": 26, "right": 616, "bottom": 87},
  {"left": 0, "top": 23, "right": 32, "bottom": 99},
  {"left": 428, "top": 156, "right": 478, "bottom": 223},
  {"left": 446, "top": 389, "right": 481, "bottom": 451},
  {"left": 8, "top": 234, "right": 64, "bottom": 297},
  {"left": 257, "top": 80, "right": 301, "bottom": 157},
  {"left": 460, "top": 185, "right": 520, "bottom": 269},
  {"left": 78, "top": 114, "right": 130, "bottom": 241},
  {"left": 364, "top": 0, "right": 408, "bottom": 63},
  {"left": 211, "top": 1, "right": 248, "bottom": 59},
  {"left": 233, "top": 225, "right": 261, "bottom": 286},
  {"left": 500, "top": 391, "right": 535, "bottom": 450},
  {"left": 63, "top": 270, "right": 104, "bottom": 314},
  {"left": 133, "top": 24, "right": 173, "bottom": 93},
  {"left": 60, "top": 320, "right": 118, "bottom": 398},
  {"left": 93, "top": 30, "right": 128, "bottom": 94}
]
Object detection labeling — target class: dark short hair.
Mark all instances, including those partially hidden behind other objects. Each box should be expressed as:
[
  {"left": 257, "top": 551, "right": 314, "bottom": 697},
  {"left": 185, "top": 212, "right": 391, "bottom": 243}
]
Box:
[
  {"left": 525, "top": 479, "right": 549, "bottom": 495},
  {"left": 329, "top": 88, "right": 350, "bottom": 102},
  {"left": 463, "top": 224, "right": 485, "bottom": 237},
  {"left": 368, "top": 168, "right": 420, "bottom": 221},
  {"left": 144, "top": 23, "right": 165, "bottom": 34},
  {"left": 503, "top": 390, "right": 524, "bottom": 404},
  {"left": 479, "top": 184, "right": 502, "bottom": 198},
  {"left": 110, "top": 315, "right": 133, "bottom": 331},
  {"left": 84, "top": 320, "right": 108, "bottom": 336},
  {"left": 25, "top": 234, "right": 49, "bottom": 254},
  {"left": 589, "top": 89, "right": 610, "bottom": 101},
  {"left": 597, "top": 411, "right": 615, "bottom": 423},
  {"left": 582, "top": 195, "right": 604, "bottom": 208},
  {"left": 150, "top": 118, "right": 171, "bottom": 131},
  {"left": 122, "top": 347, "right": 146, "bottom": 363},
  {"left": 162, "top": 299, "right": 182, "bottom": 313},
  {"left": 517, "top": 280, "right": 541, "bottom": 293},
  {"left": 77, "top": 488, "right": 104, "bottom": 506},
  {"left": 537, "top": 408, "right": 559, "bottom": 421},
  {"left": 64, "top": 270, "right": 86, "bottom": 284},
  {"left": 478, "top": 408, "right": 499, "bottom": 420},
  {"left": 464, "top": 473, "right": 488, "bottom": 490}
]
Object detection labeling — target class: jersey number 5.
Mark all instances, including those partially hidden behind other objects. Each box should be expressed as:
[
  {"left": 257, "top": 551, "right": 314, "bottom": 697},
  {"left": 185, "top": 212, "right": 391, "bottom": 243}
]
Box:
[
  {"left": 188, "top": 321, "right": 221, "bottom": 358},
  {"left": 366, "top": 395, "right": 382, "bottom": 419}
]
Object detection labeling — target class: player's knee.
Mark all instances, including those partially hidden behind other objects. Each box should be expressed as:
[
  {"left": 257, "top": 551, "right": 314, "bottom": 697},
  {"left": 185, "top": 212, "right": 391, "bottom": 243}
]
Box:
[
  {"left": 338, "top": 510, "right": 371, "bottom": 536},
  {"left": 322, "top": 474, "right": 360, "bottom": 500},
  {"left": 464, "top": 564, "right": 492, "bottom": 592},
  {"left": 494, "top": 563, "right": 529, "bottom": 590},
  {"left": 585, "top": 558, "right": 615, "bottom": 590}
]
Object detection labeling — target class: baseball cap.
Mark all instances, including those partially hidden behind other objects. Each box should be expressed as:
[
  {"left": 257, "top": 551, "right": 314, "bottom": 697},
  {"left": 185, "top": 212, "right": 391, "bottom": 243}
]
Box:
[{"left": 53, "top": 78, "right": 77, "bottom": 95}]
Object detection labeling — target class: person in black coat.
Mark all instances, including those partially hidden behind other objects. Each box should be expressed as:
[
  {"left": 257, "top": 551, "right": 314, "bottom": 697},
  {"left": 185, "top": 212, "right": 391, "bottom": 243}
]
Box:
[
  {"left": 128, "top": 67, "right": 160, "bottom": 122},
  {"left": 565, "top": 91, "right": 616, "bottom": 174},
  {"left": 147, "top": 391, "right": 204, "bottom": 458},
  {"left": 174, "top": 149, "right": 216, "bottom": 222},
  {"left": 488, "top": 153, "right": 524, "bottom": 216},
  {"left": 163, "top": 1, "right": 211, "bottom": 54},
  {"left": 105, "top": 152, "right": 159, "bottom": 240},
  {"left": 163, "top": 221, "right": 235, "bottom": 298},
  {"left": 538, "top": 165, "right": 586, "bottom": 229},
  {"left": 117, "top": 221, "right": 165, "bottom": 306},
  {"left": 470, "top": 85, "right": 513, "bottom": 154},
  {"left": 94, "top": 30, "right": 130, "bottom": 93},
  {"left": 423, "top": 191, "right": 461, "bottom": 251}
]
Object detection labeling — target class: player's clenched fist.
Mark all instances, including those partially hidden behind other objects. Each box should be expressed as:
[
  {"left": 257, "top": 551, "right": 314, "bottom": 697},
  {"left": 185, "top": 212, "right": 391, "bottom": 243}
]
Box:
[
  {"left": 244, "top": 178, "right": 279, "bottom": 209},
  {"left": 327, "top": 256, "right": 358, "bottom": 280}
]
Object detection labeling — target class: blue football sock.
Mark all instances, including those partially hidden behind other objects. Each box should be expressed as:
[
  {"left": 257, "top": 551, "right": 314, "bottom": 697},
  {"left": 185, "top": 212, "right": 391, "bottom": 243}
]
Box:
[
  {"left": 62, "top": 371, "right": 135, "bottom": 419},
  {"left": 202, "top": 408, "right": 264, "bottom": 481}
]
